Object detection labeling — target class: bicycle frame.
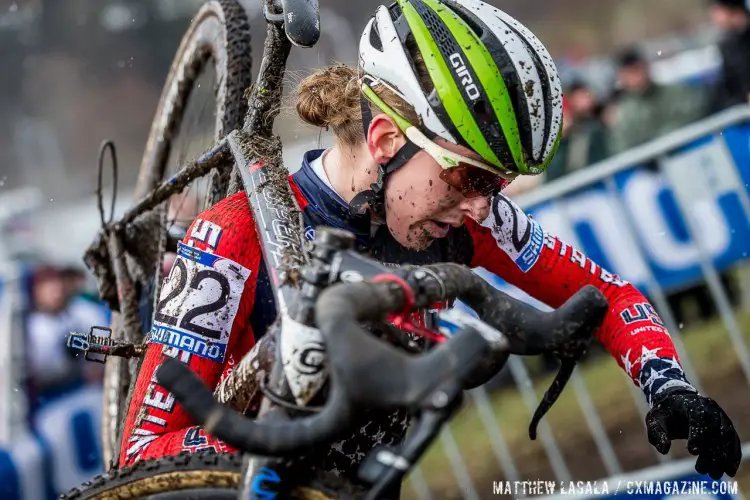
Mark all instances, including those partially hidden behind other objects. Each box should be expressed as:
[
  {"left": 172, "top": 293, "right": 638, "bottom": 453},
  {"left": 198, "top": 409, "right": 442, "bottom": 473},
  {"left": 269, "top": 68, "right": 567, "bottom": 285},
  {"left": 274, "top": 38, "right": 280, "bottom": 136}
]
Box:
[{"left": 83, "top": 0, "right": 351, "bottom": 496}]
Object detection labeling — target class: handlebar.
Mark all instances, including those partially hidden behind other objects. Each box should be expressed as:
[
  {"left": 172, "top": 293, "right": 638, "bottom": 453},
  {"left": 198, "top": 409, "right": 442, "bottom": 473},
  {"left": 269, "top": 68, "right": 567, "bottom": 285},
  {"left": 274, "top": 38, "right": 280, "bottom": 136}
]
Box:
[
  {"left": 157, "top": 337, "right": 352, "bottom": 456},
  {"left": 157, "top": 261, "right": 608, "bottom": 456}
]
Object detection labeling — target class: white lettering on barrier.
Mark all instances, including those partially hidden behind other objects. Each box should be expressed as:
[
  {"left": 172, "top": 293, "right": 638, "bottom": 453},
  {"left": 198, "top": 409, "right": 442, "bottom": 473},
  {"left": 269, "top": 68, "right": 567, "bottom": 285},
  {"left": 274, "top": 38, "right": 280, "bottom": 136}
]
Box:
[
  {"left": 691, "top": 198, "right": 732, "bottom": 254},
  {"left": 558, "top": 188, "right": 650, "bottom": 285},
  {"left": 531, "top": 203, "right": 582, "bottom": 251},
  {"left": 532, "top": 193, "right": 649, "bottom": 287},
  {"left": 661, "top": 138, "right": 743, "bottom": 260},
  {"left": 662, "top": 137, "right": 745, "bottom": 203},
  {"left": 530, "top": 155, "right": 742, "bottom": 292},
  {"left": 623, "top": 170, "right": 729, "bottom": 269}
]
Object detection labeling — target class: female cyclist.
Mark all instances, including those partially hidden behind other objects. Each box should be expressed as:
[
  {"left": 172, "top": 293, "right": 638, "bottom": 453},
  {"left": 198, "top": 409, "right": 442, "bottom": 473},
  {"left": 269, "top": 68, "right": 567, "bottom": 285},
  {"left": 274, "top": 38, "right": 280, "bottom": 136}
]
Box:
[{"left": 119, "top": 0, "right": 741, "bottom": 490}]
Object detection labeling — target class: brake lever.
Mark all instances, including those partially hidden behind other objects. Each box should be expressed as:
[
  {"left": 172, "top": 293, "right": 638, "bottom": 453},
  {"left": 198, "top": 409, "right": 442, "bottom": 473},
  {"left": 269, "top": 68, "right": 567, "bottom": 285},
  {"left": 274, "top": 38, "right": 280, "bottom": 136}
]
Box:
[
  {"left": 436, "top": 303, "right": 590, "bottom": 436},
  {"left": 528, "top": 343, "right": 589, "bottom": 440}
]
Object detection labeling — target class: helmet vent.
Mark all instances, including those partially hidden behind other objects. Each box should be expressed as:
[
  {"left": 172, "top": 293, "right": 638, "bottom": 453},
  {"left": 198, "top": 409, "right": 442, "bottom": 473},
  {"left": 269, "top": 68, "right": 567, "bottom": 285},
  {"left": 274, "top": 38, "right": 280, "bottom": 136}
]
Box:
[
  {"left": 472, "top": 99, "right": 490, "bottom": 122},
  {"left": 444, "top": 0, "right": 485, "bottom": 38},
  {"left": 370, "top": 18, "right": 384, "bottom": 51}
]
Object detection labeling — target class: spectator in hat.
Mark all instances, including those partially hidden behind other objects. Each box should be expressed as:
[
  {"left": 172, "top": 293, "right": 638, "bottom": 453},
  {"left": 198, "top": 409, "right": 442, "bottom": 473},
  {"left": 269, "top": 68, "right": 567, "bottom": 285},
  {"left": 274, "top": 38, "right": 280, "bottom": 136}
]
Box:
[
  {"left": 608, "top": 47, "right": 707, "bottom": 154},
  {"left": 708, "top": 0, "right": 750, "bottom": 111}
]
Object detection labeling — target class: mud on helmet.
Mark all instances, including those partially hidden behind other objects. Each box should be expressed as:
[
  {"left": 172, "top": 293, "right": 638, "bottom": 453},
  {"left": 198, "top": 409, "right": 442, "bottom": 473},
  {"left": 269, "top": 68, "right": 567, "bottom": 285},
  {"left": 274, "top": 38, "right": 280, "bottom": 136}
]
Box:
[{"left": 351, "top": 0, "right": 563, "bottom": 215}]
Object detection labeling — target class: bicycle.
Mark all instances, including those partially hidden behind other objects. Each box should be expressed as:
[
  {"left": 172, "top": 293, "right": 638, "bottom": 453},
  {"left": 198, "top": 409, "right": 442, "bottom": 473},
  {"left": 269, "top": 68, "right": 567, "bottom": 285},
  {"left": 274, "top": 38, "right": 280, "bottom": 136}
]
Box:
[
  {"left": 67, "top": 224, "right": 608, "bottom": 499},
  {"left": 62, "top": 0, "right": 610, "bottom": 498}
]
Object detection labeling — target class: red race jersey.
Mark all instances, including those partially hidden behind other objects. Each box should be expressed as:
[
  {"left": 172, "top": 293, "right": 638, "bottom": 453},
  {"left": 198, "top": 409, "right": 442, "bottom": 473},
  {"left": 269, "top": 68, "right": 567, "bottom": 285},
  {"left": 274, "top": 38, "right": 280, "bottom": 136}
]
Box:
[{"left": 119, "top": 150, "right": 695, "bottom": 480}]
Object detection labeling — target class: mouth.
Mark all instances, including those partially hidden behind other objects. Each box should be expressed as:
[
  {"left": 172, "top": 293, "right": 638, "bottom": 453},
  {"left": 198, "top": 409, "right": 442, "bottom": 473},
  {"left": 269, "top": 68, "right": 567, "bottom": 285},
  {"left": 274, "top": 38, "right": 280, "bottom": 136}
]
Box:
[{"left": 422, "top": 220, "right": 451, "bottom": 239}]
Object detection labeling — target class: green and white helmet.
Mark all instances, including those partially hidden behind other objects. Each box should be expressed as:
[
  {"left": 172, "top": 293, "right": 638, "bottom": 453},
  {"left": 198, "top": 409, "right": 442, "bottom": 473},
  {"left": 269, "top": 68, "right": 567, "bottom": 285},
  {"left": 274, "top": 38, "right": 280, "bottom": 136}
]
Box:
[{"left": 359, "top": 0, "right": 563, "bottom": 175}]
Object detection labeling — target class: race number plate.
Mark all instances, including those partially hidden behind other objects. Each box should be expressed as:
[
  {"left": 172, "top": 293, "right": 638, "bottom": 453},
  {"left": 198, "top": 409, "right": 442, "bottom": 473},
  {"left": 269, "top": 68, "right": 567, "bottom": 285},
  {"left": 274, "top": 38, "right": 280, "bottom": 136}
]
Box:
[{"left": 149, "top": 242, "right": 251, "bottom": 362}]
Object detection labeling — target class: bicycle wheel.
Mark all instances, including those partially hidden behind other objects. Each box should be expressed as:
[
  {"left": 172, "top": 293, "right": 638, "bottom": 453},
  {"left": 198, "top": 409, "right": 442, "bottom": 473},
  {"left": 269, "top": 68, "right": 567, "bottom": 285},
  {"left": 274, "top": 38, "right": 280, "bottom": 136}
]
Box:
[
  {"left": 62, "top": 451, "right": 352, "bottom": 500},
  {"left": 102, "top": 0, "right": 253, "bottom": 468},
  {"left": 62, "top": 451, "right": 242, "bottom": 500}
]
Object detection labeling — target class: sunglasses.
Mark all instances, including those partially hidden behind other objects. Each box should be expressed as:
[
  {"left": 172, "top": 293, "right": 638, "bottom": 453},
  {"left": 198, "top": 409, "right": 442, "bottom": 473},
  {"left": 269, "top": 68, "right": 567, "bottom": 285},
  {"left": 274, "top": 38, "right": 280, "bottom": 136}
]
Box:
[
  {"left": 405, "top": 126, "right": 514, "bottom": 198},
  {"left": 361, "top": 78, "right": 518, "bottom": 198}
]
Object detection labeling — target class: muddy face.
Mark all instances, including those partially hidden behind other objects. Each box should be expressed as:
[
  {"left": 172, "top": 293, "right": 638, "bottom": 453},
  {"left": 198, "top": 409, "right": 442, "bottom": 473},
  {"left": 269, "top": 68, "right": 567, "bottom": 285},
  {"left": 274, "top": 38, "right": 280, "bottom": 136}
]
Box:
[{"left": 383, "top": 138, "right": 491, "bottom": 251}]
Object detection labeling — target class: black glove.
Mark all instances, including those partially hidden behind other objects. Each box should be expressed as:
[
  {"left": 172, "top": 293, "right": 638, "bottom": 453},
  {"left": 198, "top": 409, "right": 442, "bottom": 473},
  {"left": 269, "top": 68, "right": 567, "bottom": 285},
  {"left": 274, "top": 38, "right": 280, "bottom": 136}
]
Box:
[{"left": 646, "top": 390, "right": 741, "bottom": 480}]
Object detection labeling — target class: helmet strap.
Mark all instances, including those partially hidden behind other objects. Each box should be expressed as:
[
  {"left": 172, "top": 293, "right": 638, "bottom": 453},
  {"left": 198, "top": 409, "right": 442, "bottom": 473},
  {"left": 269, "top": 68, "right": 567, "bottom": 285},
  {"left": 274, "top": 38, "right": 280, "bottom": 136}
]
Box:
[{"left": 350, "top": 97, "right": 425, "bottom": 218}]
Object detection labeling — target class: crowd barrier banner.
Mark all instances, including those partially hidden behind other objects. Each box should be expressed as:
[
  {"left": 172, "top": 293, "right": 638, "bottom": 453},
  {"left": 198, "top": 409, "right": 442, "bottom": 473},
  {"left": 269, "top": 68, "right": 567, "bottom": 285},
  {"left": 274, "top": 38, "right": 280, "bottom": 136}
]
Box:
[{"left": 496, "top": 108, "right": 750, "bottom": 299}]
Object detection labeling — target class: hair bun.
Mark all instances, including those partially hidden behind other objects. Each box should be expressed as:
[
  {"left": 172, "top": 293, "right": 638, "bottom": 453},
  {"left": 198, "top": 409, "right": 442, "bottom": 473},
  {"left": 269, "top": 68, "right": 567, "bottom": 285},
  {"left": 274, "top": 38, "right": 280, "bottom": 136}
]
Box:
[{"left": 295, "top": 63, "right": 361, "bottom": 129}]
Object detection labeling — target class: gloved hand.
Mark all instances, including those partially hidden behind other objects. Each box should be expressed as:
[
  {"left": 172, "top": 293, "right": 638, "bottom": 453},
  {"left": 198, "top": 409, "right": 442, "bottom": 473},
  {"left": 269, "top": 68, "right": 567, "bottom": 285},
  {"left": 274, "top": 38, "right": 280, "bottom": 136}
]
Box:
[{"left": 646, "top": 390, "right": 741, "bottom": 480}]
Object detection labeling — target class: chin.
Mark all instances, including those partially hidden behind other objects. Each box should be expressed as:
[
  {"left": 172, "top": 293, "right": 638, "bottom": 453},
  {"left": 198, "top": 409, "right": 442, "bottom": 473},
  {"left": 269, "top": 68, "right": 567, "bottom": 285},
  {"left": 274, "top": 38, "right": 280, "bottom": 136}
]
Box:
[
  {"left": 405, "top": 238, "right": 433, "bottom": 252},
  {"left": 400, "top": 228, "right": 437, "bottom": 251}
]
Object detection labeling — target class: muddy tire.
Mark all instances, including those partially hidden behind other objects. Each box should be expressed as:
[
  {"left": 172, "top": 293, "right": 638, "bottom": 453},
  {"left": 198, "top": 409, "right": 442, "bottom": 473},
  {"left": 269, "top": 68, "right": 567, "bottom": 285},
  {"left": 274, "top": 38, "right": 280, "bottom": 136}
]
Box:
[
  {"left": 62, "top": 451, "right": 242, "bottom": 499},
  {"left": 62, "top": 450, "right": 350, "bottom": 499},
  {"left": 101, "top": 0, "right": 253, "bottom": 468}
]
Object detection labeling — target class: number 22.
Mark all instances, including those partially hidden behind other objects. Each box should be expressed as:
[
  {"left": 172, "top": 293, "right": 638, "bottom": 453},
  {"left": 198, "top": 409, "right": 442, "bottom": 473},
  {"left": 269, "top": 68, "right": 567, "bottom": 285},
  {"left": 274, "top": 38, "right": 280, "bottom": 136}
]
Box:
[{"left": 154, "top": 259, "right": 231, "bottom": 340}]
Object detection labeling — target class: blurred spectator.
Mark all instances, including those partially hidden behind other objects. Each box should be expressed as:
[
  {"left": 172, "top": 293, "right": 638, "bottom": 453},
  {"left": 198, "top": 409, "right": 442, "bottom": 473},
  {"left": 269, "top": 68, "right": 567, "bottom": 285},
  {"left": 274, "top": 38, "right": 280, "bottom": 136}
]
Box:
[
  {"left": 59, "top": 265, "right": 96, "bottom": 302},
  {"left": 708, "top": 0, "right": 750, "bottom": 111},
  {"left": 566, "top": 80, "right": 598, "bottom": 120},
  {"left": 545, "top": 83, "right": 609, "bottom": 183},
  {"left": 59, "top": 267, "right": 86, "bottom": 296},
  {"left": 608, "top": 47, "right": 707, "bottom": 154},
  {"left": 596, "top": 88, "right": 624, "bottom": 130},
  {"left": 25, "top": 265, "right": 107, "bottom": 407}
]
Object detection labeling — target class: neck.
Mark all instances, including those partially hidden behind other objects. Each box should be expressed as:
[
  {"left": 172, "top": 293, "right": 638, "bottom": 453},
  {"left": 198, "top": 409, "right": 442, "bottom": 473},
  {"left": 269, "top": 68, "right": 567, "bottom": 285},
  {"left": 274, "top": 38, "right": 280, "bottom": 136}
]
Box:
[{"left": 322, "top": 142, "right": 379, "bottom": 205}]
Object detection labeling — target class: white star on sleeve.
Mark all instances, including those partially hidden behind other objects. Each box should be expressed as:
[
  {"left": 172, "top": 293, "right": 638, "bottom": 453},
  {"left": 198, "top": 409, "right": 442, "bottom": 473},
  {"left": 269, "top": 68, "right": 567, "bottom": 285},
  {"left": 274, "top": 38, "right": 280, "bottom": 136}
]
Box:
[
  {"left": 620, "top": 348, "right": 635, "bottom": 378},
  {"left": 660, "top": 356, "right": 683, "bottom": 371},
  {"left": 636, "top": 346, "right": 662, "bottom": 368},
  {"left": 640, "top": 365, "right": 672, "bottom": 394}
]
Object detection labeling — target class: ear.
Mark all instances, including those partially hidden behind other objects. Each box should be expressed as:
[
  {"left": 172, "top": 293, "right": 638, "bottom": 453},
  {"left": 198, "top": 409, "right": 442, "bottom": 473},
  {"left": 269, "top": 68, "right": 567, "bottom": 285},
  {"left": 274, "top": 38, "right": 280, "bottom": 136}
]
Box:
[{"left": 366, "top": 114, "right": 406, "bottom": 165}]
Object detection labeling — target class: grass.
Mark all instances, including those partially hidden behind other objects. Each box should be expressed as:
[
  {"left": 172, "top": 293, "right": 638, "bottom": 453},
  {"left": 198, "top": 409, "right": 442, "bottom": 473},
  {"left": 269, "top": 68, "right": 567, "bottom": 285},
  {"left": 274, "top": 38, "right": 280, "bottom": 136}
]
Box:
[{"left": 402, "top": 309, "right": 750, "bottom": 498}]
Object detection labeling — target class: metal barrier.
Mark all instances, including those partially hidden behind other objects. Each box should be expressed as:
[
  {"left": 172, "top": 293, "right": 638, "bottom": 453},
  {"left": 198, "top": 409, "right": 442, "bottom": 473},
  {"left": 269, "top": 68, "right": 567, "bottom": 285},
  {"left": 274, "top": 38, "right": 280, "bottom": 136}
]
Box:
[
  {"left": 404, "top": 105, "right": 750, "bottom": 499},
  {"left": 0, "top": 261, "right": 29, "bottom": 446}
]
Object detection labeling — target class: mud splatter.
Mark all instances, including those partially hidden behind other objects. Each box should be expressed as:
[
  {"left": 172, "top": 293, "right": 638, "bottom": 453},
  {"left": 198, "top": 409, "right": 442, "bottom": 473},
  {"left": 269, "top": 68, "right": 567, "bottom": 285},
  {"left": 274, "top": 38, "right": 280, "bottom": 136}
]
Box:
[
  {"left": 524, "top": 79, "right": 536, "bottom": 98},
  {"left": 237, "top": 133, "right": 307, "bottom": 288}
]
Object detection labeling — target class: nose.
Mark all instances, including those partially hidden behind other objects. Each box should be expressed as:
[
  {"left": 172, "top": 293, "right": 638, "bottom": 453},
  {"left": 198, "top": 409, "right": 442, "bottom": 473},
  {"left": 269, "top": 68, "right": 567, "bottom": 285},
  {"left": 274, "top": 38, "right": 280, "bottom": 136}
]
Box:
[{"left": 460, "top": 195, "right": 491, "bottom": 222}]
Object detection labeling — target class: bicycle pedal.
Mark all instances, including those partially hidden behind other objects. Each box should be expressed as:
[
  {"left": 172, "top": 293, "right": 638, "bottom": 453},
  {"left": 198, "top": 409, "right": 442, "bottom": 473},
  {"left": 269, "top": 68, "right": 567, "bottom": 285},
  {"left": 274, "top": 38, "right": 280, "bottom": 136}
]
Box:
[
  {"left": 66, "top": 326, "right": 114, "bottom": 364},
  {"left": 357, "top": 445, "right": 410, "bottom": 485}
]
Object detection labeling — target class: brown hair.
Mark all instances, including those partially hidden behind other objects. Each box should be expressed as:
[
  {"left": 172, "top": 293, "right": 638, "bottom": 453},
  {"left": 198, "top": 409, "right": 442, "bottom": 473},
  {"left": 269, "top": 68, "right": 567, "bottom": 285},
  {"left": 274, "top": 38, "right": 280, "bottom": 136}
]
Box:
[{"left": 295, "top": 42, "right": 431, "bottom": 147}]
